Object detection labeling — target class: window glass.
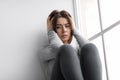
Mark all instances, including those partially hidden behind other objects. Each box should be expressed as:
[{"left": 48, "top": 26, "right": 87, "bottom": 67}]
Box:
[
  {"left": 85, "top": 0, "right": 101, "bottom": 38},
  {"left": 79, "top": 0, "right": 101, "bottom": 38},
  {"left": 100, "top": 0, "right": 120, "bottom": 29},
  {"left": 104, "top": 24, "right": 120, "bottom": 80},
  {"left": 91, "top": 36, "right": 107, "bottom": 80}
]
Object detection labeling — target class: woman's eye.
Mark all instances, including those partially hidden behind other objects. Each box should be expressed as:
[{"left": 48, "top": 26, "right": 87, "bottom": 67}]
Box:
[
  {"left": 65, "top": 24, "right": 70, "bottom": 28},
  {"left": 66, "top": 25, "right": 69, "bottom": 27},
  {"left": 56, "top": 25, "right": 62, "bottom": 29},
  {"left": 56, "top": 26, "right": 60, "bottom": 29}
]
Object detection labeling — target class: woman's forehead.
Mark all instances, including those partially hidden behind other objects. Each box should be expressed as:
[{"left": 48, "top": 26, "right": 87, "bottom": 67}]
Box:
[{"left": 57, "top": 17, "right": 69, "bottom": 23}]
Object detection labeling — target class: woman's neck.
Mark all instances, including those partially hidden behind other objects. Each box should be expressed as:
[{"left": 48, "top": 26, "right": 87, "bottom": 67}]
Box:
[
  {"left": 63, "top": 41, "right": 68, "bottom": 44},
  {"left": 63, "top": 36, "right": 73, "bottom": 44}
]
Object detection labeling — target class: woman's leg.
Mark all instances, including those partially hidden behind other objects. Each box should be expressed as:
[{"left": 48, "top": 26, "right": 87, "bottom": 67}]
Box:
[
  {"left": 51, "top": 44, "right": 83, "bottom": 80},
  {"left": 80, "top": 43, "right": 102, "bottom": 80}
]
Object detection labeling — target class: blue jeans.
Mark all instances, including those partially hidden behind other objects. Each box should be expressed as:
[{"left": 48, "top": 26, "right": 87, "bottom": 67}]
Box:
[{"left": 50, "top": 43, "right": 102, "bottom": 80}]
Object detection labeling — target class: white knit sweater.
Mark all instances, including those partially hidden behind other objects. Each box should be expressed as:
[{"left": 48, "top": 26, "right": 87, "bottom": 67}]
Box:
[{"left": 39, "top": 29, "right": 89, "bottom": 80}]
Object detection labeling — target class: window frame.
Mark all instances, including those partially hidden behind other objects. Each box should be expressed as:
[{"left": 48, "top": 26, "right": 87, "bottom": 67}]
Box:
[{"left": 72, "top": 0, "right": 120, "bottom": 80}]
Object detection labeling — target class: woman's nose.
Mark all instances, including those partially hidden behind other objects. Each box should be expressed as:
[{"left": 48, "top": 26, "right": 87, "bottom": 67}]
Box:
[{"left": 62, "top": 26, "right": 67, "bottom": 32}]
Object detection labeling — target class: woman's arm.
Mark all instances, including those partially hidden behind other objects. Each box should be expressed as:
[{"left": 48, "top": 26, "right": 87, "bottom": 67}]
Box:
[
  {"left": 69, "top": 17, "right": 89, "bottom": 48},
  {"left": 47, "top": 16, "right": 63, "bottom": 49},
  {"left": 48, "top": 29, "right": 63, "bottom": 49},
  {"left": 40, "top": 29, "right": 63, "bottom": 61},
  {"left": 40, "top": 16, "right": 64, "bottom": 61},
  {"left": 73, "top": 29, "right": 89, "bottom": 48}
]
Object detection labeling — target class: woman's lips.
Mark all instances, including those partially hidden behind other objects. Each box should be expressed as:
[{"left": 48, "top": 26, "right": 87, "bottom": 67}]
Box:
[{"left": 62, "top": 35, "right": 68, "bottom": 38}]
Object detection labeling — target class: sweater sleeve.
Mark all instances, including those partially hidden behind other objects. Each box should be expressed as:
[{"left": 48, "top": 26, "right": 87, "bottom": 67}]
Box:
[
  {"left": 40, "top": 29, "right": 63, "bottom": 61},
  {"left": 73, "top": 29, "right": 90, "bottom": 48},
  {"left": 48, "top": 29, "right": 63, "bottom": 49}
]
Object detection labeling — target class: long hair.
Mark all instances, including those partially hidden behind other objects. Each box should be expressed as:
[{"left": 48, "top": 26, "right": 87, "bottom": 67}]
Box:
[
  {"left": 48, "top": 10, "right": 74, "bottom": 43},
  {"left": 49, "top": 10, "right": 74, "bottom": 32}
]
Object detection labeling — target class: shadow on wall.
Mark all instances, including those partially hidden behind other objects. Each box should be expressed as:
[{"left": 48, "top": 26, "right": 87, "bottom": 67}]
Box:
[
  {"left": 20, "top": 26, "right": 49, "bottom": 80},
  {"left": 35, "top": 28, "right": 48, "bottom": 80}
]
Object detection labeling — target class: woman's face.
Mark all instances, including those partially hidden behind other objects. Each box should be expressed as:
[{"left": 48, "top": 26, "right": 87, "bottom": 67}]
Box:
[{"left": 55, "top": 17, "right": 72, "bottom": 44}]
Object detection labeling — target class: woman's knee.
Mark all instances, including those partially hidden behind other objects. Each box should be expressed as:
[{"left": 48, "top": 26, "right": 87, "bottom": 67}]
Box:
[
  {"left": 58, "top": 44, "right": 75, "bottom": 57},
  {"left": 81, "top": 43, "right": 99, "bottom": 57},
  {"left": 60, "top": 44, "right": 73, "bottom": 51}
]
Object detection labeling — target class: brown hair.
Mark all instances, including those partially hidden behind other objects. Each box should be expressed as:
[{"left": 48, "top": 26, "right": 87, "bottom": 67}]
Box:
[
  {"left": 49, "top": 10, "right": 74, "bottom": 43},
  {"left": 49, "top": 10, "right": 74, "bottom": 32}
]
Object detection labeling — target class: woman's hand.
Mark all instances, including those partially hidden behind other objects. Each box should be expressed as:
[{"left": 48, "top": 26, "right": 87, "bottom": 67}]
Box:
[
  {"left": 47, "top": 17, "right": 53, "bottom": 31},
  {"left": 69, "top": 16, "right": 75, "bottom": 30}
]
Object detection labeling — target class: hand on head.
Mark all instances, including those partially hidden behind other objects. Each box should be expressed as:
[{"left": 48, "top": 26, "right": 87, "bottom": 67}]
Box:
[
  {"left": 47, "top": 10, "right": 59, "bottom": 31},
  {"left": 69, "top": 16, "right": 75, "bottom": 30},
  {"left": 47, "top": 10, "right": 76, "bottom": 44},
  {"left": 47, "top": 10, "right": 75, "bottom": 32},
  {"left": 47, "top": 17, "right": 52, "bottom": 31}
]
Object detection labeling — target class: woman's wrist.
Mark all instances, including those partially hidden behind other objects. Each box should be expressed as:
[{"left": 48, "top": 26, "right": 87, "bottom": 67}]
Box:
[
  {"left": 48, "top": 28, "right": 53, "bottom": 32},
  {"left": 72, "top": 28, "right": 77, "bottom": 35},
  {"left": 47, "top": 28, "right": 54, "bottom": 35}
]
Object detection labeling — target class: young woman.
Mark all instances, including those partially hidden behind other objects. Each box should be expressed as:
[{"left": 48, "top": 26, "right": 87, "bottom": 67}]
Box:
[{"left": 40, "top": 10, "right": 102, "bottom": 80}]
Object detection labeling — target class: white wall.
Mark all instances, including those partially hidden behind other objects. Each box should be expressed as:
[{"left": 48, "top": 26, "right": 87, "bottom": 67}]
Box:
[{"left": 0, "top": 0, "right": 74, "bottom": 80}]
